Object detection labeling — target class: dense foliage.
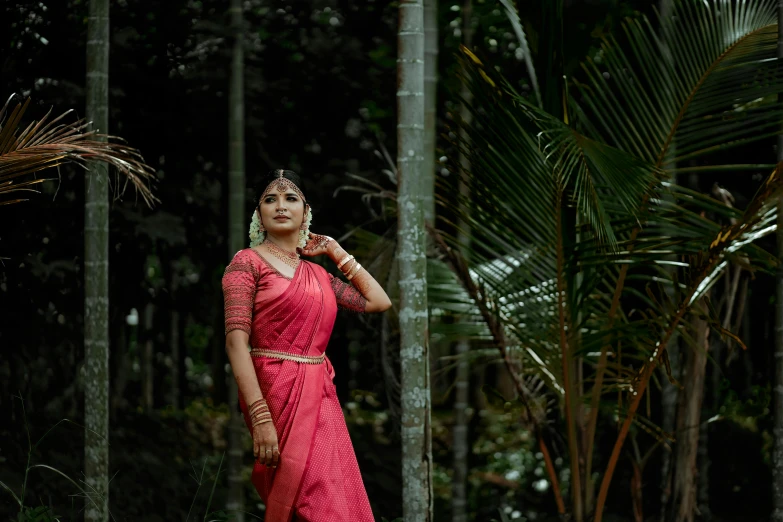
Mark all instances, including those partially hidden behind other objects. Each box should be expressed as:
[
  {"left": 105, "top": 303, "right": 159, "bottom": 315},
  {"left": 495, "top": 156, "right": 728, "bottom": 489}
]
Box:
[{"left": 1, "top": 1, "right": 781, "bottom": 521}]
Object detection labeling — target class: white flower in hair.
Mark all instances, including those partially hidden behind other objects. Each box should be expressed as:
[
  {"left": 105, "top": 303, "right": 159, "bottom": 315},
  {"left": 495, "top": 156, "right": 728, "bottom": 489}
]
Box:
[
  {"left": 249, "top": 211, "right": 264, "bottom": 247},
  {"left": 298, "top": 207, "right": 312, "bottom": 250}
]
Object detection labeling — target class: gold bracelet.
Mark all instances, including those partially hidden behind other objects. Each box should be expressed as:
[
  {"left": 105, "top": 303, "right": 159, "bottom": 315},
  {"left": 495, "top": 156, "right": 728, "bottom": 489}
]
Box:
[
  {"left": 248, "top": 398, "right": 265, "bottom": 409},
  {"left": 347, "top": 263, "right": 363, "bottom": 281},
  {"left": 252, "top": 417, "right": 272, "bottom": 427},
  {"left": 337, "top": 254, "right": 354, "bottom": 270},
  {"left": 340, "top": 258, "right": 357, "bottom": 275},
  {"left": 249, "top": 403, "right": 268, "bottom": 416}
]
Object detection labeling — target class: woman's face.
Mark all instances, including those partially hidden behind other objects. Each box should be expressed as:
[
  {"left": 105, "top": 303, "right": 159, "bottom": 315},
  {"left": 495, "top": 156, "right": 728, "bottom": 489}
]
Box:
[{"left": 257, "top": 186, "right": 307, "bottom": 237}]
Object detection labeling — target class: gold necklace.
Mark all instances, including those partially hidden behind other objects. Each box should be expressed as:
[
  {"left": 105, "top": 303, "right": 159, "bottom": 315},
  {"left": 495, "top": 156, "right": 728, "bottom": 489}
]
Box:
[{"left": 262, "top": 239, "right": 300, "bottom": 269}]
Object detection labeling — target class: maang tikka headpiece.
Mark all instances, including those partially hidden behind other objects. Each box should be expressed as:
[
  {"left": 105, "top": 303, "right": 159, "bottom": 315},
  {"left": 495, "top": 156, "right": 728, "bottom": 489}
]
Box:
[{"left": 260, "top": 169, "right": 306, "bottom": 204}]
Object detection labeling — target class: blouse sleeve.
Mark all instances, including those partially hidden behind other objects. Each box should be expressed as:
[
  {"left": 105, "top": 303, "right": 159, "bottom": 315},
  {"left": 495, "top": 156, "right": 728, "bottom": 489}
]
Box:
[
  {"left": 328, "top": 273, "right": 368, "bottom": 313},
  {"left": 222, "top": 250, "right": 259, "bottom": 335}
]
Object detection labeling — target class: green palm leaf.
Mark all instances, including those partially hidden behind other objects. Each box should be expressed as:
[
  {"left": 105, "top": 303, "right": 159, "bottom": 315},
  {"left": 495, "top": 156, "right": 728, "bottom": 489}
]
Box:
[
  {"left": 573, "top": 0, "right": 780, "bottom": 171},
  {"left": 435, "top": 2, "right": 783, "bottom": 516}
]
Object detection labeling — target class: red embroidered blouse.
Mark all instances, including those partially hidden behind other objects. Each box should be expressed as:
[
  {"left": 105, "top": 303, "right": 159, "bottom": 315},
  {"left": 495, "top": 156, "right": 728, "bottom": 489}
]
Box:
[{"left": 223, "top": 248, "right": 367, "bottom": 336}]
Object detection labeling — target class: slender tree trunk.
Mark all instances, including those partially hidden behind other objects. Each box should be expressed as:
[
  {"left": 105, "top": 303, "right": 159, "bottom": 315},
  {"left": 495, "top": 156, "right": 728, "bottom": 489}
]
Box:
[
  {"left": 697, "top": 421, "right": 710, "bottom": 520},
  {"left": 452, "top": 3, "right": 472, "bottom": 520},
  {"left": 141, "top": 303, "right": 155, "bottom": 411},
  {"left": 774, "top": 4, "right": 783, "bottom": 520},
  {"left": 398, "top": 1, "right": 432, "bottom": 520},
  {"left": 84, "top": 0, "right": 110, "bottom": 519},
  {"left": 112, "top": 320, "right": 128, "bottom": 416},
  {"left": 226, "top": 0, "right": 246, "bottom": 520},
  {"left": 669, "top": 298, "right": 710, "bottom": 522},
  {"left": 212, "top": 308, "right": 228, "bottom": 403},
  {"left": 423, "top": 0, "right": 438, "bottom": 225},
  {"left": 169, "top": 305, "right": 180, "bottom": 409},
  {"left": 424, "top": 0, "right": 445, "bottom": 402},
  {"left": 659, "top": 342, "right": 680, "bottom": 521},
  {"left": 452, "top": 344, "right": 469, "bottom": 522}
]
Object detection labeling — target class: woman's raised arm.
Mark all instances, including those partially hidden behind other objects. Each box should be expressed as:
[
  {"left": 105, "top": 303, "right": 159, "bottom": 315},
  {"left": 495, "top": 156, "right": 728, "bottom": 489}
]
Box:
[{"left": 301, "top": 234, "right": 392, "bottom": 313}]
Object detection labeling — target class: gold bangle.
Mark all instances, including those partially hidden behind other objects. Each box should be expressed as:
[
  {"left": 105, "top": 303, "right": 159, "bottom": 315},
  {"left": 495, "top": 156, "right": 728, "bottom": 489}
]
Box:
[
  {"left": 339, "top": 259, "right": 355, "bottom": 275},
  {"left": 337, "top": 254, "right": 354, "bottom": 270},
  {"left": 252, "top": 418, "right": 272, "bottom": 427},
  {"left": 249, "top": 403, "right": 268, "bottom": 416},
  {"left": 248, "top": 398, "right": 265, "bottom": 409},
  {"left": 347, "top": 263, "right": 363, "bottom": 281}
]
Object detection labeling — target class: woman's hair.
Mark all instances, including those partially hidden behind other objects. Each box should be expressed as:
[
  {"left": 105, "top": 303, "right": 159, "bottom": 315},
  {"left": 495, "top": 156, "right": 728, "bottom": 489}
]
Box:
[{"left": 253, "top": 169, "right": 307, "bottom": 207}]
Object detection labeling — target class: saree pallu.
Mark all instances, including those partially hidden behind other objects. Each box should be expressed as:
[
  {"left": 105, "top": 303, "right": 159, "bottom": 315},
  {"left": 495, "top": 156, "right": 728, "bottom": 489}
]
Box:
[{"left": 223, "top": 249, "right": 374, "bottom": 522}]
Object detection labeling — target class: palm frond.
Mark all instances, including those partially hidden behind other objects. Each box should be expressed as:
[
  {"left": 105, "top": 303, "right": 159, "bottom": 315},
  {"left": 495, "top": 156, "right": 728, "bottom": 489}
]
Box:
[
  {"left": 595, "top": 161, "right": 783, "bottom": 516},
  {"left": 573, "top": 0, "right": 781, "bottom": 171},
  {"left": 498, "top": 0, "right": 541, "bottom": 108},
  {"left": 0, "top": 95, "right": 157, "bottom": 206},
  {"left": 456, "top": 52, "right": 662, "bottom": 249}
]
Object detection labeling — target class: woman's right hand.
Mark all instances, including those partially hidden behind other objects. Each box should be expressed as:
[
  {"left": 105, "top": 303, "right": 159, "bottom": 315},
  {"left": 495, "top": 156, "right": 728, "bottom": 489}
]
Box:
[{"left": 252, "top": 422, "right": 280, "bottom": 468}]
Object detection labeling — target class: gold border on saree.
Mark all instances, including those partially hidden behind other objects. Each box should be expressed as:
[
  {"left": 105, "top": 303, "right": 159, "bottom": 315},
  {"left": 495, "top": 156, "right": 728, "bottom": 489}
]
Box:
[{"left": 250, "top": 348, "right": 325, "bottom": 365}]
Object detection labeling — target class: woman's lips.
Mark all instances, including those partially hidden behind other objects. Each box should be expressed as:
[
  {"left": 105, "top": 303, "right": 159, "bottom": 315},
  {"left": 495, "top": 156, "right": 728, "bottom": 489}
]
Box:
[{"left": 273, "top": 216, "right": 290, "bottom": 221}]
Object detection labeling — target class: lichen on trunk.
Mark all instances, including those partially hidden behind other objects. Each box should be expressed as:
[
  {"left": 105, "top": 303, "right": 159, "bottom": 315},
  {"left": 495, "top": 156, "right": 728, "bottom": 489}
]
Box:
[
  {"left": 84, "top": 0, "right": 110, "bottom": 520},
  {"left": 397, "top": 1, "right": 432, "bottom": 519}
]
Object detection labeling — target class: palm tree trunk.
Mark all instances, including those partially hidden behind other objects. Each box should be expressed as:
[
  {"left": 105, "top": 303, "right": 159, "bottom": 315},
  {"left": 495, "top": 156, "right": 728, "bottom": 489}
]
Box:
[
  {"left": 668, "top": 297, "right": 710, "bottom": 522},
  {"left": 84, "top": 0, "right": 110, "bottom": 520},
  {"left": 697, "top": 421, "right": 710, "bottom": 520},
  {"left": 226, "top": 0, "right": 246, "bottom": 519},
  {"left": 423, "top": 0, "right": 438, "bottom": 226},
  {"left": 659, "top": 341, "right": 680, "bottom": 521},
  {"left": 169, "top": 305, "right": 180, "bottom": 409},
  {"left": 398, "top": 1, "right": 432, "bottom": 520},
  {"left": 424, "top": 0, "right": 444, "bottom": 403},
  {"left": 773, "top": 0, "right": 783, "bottom": 517},
  {"left": 141, "top": 302, "right": 155, "bottom": 411},
  {"left": 112, "top": 323, "right": 128, "bottom": 415},
  {"left": 452, "top": 3, "right": 473, "bottom": 521},
  {"left": 115, "top": 309, "right": 138, "bottom": 413}
]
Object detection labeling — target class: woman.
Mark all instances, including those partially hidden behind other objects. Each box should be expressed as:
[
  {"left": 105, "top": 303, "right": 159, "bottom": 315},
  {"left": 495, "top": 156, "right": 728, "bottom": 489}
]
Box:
[{"left": 222, "top": 169, "right": 391, "bottom": 522}]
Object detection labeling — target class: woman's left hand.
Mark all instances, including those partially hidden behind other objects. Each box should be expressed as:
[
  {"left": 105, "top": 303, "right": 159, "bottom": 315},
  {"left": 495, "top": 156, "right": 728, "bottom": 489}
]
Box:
[{"left": 300, "top": 232, "right": 337, "bottom": 258}]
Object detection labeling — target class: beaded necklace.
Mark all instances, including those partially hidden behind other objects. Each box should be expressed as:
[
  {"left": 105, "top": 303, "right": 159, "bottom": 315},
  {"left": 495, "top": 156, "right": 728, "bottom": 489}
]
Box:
[{"left": 262, "top": 239, "right": 300, "bottom": 269}]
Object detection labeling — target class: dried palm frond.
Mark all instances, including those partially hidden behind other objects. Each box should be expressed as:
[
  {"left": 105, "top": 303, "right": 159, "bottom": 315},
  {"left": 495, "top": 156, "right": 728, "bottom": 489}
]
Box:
[{"left": 0, "top": 94, "right": 157, "bottom": 207}]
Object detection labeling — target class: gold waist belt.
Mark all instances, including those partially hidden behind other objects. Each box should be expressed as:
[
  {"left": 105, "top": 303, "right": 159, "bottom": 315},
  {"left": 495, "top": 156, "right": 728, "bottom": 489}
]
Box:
[{"left": 250, "top": 348, "right": 325, "bottom": 365}]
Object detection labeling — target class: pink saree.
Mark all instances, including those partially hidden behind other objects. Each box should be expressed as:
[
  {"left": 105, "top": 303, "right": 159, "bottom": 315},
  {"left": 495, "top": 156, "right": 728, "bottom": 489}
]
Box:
[{"left": 222, "top": 248, "right": 374, "bottom": 522}]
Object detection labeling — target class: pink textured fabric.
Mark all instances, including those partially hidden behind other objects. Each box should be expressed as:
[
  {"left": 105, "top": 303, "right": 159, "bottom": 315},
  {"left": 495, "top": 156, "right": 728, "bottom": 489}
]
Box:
[
  {"left": 222, "top": 248, "right": 374, "bottom": 522},
  {"left": 329, "top": 273, "right": 367, "bottom": 313}
]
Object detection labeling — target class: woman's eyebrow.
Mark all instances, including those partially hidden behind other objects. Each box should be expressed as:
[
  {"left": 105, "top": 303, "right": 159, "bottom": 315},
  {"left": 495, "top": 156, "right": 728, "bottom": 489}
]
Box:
[{"left": 264, "top": 192, "right": 298, "bottom": 197}]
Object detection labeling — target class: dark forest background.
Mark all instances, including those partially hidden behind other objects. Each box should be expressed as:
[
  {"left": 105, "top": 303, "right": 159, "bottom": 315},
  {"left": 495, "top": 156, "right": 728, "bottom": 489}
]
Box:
[{"left": 0, "top": 1, "right": 778, "bottom": 521}]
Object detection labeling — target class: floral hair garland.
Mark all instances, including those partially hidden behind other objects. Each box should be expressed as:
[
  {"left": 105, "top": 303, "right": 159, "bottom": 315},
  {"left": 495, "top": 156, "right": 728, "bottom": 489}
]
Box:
[{"left": 249, "top": 206, "right": 311, "bottom": 250}]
